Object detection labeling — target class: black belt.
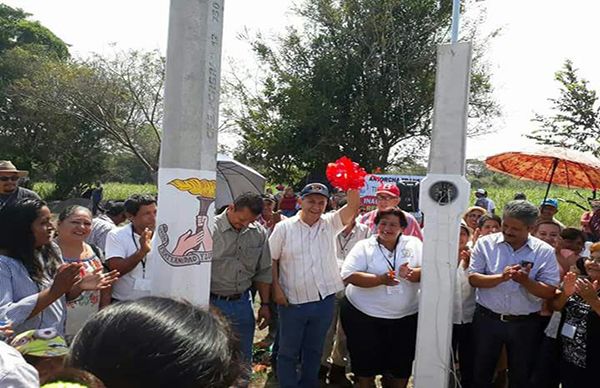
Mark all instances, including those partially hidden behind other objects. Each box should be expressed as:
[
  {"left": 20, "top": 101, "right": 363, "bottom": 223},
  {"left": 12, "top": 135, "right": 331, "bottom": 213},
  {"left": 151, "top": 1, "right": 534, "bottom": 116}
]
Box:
[
  {"left": 476, "top": 304, "right": 539, "bottom": 322},
  {"left": 210, "top": 292, "right": 244, "bottom": 301}
]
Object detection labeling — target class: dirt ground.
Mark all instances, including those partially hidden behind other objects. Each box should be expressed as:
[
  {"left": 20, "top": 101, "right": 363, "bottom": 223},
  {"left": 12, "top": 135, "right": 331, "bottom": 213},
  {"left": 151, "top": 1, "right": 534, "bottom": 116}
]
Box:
[{"left": 247, "top": 303, "right": 414, "bottom": 388}]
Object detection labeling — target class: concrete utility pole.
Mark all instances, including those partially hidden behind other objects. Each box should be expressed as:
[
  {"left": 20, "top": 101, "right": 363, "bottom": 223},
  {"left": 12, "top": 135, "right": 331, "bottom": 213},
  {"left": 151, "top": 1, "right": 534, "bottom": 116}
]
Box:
[
  {"left": 413, "top": 41, "right": 472, "bottom": 388},
  {"left": 149, "top": 0, "right": 225, "bottom": 306}
]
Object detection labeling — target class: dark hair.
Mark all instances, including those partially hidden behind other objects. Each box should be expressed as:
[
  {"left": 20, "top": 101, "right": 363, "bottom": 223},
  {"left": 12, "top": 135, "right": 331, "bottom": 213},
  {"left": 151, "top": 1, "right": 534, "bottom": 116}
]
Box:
[
  {"left": 337, "top": 198, "right": 348, "bottom": 208},
  {"left": 478, "top": 214, "right": 502, "bottom": 229},
  {"left": 215, "top": 205, "right": 228, "bottom": 215},
  {"left": 374, "top": 207, "right": 408, "bottom": 228},
  {"left": 59, "top": 205, "right": 92, "bottom": 222},
  {"left": 514, "top": 192, "right": 527, "bottom": 200},
  {"left": 0, "top": 199, "right": 61, "bottom": 284},
  {"left": 105, "top": 201, "right": 126, "bottom": 217},
  {"left": 503, "top": 200, "right": 539, "bottom": 226},
  {"left": 124, "top": 194, "right": 156, "bottom": 216},
  {"left": 233, "top": 192, "right": 263, "bottom": 215},
  {"left": 67, "top": 297, "right": 243, "bottom": 388},
  {"left": 560, "top": 227, "right": 586, "bottom": 243}
]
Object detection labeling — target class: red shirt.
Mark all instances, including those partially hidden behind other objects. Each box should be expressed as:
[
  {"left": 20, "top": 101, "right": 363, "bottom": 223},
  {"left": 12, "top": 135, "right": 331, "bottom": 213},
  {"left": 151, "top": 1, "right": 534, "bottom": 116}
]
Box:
[{"left": 278, "top": 195, "right": 297, "bottom": 211}]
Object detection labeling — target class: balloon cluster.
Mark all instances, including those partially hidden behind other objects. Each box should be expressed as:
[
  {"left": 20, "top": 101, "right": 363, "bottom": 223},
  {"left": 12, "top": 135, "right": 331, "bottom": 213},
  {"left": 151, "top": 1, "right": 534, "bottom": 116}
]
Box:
[{"left": 326, "top": 156, "right": 367, "bottom": 191}]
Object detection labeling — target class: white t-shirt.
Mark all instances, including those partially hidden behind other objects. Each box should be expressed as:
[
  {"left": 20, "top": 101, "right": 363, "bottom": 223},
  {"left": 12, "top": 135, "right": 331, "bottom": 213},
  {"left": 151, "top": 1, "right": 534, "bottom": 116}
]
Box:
[
  {"left": 104, "top": 224, "right": 153, "bottom": 301},
  {"left": 341, "top": 235, "right": 422, "bottom": 319}
]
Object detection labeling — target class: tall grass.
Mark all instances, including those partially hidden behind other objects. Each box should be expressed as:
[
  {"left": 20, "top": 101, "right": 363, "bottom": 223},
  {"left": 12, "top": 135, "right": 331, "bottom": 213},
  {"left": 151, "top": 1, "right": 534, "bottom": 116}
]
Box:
[
  {"left": 470, "top": 184, "right": 591, "bottom": 228},
  {"left": 33, "top": 182, "right": 158, "bottom": 202}
]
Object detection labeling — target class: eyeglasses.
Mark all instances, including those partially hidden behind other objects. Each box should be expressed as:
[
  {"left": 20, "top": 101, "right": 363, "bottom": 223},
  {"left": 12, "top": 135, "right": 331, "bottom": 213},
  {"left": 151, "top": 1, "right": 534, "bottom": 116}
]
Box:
[
  {"left": 376, "top": 195, "right": 395, "bottom": 201},
  {"left": 0, "top": 176, "right": 19, "bottom": 182},
  {"left": 587, "top": 257, "right": 600, "bottom": 264}
]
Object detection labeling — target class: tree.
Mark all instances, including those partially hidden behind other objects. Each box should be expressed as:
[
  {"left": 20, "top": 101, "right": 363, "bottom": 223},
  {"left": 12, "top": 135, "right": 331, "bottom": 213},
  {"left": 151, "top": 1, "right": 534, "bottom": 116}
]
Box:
[
  {"left": 526, "top": 60, "right": 600, "bottom": 156},
  {"left": 0, "top": 4, "right": 69, "bottom": 59},
  {"left": 225, "top": 0, "right": 498, "bottom": 184},
  {"left": 0, "top": 48, "right": 107, "bottom": 197},
  {"left": 0, "top": 5, "right": 70, "bottom": 177},
  {"left": 12, "top": 50, "right": 165, "bottom": 175}
]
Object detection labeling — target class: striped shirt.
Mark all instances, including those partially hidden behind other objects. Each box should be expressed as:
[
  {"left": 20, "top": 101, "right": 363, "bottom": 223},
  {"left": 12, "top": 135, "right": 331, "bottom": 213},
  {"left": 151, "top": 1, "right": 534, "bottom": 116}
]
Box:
[
  {"left": 270, "top": 211, "right": 345, "bottom": 304},
  {"left": 86, "top": 214, "right": 116, "bottom": 252},
  {"left": 0, "top": 249, "right": 66, "bottom": 335}
]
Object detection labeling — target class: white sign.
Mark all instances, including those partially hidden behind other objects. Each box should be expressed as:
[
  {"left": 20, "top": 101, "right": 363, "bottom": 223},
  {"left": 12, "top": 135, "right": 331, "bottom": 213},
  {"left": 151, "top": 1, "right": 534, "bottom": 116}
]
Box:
[
  {"left": 150, "top": 168, "right": 216, "bottom": 307},
  {"left": 360, "top": 174, "right": 424, "bottom": 206}
]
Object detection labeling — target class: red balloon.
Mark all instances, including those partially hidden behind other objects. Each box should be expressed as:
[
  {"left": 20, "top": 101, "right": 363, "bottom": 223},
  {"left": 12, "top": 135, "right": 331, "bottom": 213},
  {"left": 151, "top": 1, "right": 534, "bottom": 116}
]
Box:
[{"left": 326, "top": 156, "right": 367, "bottom": 191}]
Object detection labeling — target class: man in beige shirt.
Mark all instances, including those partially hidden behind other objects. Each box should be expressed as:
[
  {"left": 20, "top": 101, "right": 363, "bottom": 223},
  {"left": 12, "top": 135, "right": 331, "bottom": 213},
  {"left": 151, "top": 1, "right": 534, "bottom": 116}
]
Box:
[{"left": 211, "top": 192, "right": 272, "bottom": 367}]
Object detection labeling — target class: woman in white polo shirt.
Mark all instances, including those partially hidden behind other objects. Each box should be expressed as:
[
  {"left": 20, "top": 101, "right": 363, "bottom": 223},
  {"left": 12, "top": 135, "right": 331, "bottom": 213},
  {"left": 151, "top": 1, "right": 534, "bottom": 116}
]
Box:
[{"left": 340, "top": 207, "right": 422, "bottom": 388}]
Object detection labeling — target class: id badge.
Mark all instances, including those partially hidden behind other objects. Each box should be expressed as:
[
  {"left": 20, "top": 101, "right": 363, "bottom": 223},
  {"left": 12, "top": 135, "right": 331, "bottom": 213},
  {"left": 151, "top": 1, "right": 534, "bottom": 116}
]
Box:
[
  {"left": 544, "top": 311, "right": 562, "bottom": 339},
  {"left": 134, "top": 278, "right": 152, "bottom": 291},
  {"left": 386, "top": 285, "right": 403, "bottom": 295},
  {"left": 560, "top": 323, "right": 577, "bottom": 339}
]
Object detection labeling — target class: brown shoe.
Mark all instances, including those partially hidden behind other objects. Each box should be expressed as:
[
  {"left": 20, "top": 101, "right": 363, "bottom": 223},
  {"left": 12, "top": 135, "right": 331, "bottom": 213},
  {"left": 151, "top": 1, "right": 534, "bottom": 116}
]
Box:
[{"left": 328, "top": 364, "right": 353, "bottom": 387}]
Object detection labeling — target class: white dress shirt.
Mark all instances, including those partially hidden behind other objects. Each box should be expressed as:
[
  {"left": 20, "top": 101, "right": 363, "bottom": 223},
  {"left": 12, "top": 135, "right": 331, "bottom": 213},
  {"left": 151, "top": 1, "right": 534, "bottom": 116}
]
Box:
[
  {"left": 270, "top": 211, "right": 346, "bottom": 304},
  {"left": 454, "top": 262, "right": 476, "bottom": 324},
  {"left": 335, "top": 222, "right": 369, "bottom": 268}
]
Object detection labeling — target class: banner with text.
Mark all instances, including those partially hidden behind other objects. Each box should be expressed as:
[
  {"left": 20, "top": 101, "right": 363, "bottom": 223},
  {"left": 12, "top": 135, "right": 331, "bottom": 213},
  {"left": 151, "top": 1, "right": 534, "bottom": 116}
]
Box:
[{"left": 360, "top": 174, "right": 424, "bottom": 207}]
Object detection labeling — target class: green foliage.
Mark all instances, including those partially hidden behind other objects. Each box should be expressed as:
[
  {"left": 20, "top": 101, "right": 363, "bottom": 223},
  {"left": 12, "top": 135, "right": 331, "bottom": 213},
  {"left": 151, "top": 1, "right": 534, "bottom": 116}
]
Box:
[
  {"left": 0, "top": 48, "right": 106, "bottom": 197},
  {"left": 527, "top": 60, "right": 600, "bottom": 155},
  {"left": 11, "top": 49, "right": 165, "bottom": 175},
  {"left": 0, "top": 4, "right": 69, "bottom": 59},
  {"left": 227, "top": 0, "right": 498, "bottom": 185},
  {"left": 34, "top": 182, "right": 157, "bottom": 201},
  {"left": 470, "top": 182, "right": 588, "bottom": 228},
  {"left": 102, "top": 152, "right": 154, "bottom": 184}
]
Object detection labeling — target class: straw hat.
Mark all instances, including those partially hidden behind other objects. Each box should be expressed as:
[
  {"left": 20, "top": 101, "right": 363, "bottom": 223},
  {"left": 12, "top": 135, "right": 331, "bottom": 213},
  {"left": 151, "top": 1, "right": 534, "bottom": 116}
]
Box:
[{"left": 0, "top": 160, "right": 28, "bottom": 177}]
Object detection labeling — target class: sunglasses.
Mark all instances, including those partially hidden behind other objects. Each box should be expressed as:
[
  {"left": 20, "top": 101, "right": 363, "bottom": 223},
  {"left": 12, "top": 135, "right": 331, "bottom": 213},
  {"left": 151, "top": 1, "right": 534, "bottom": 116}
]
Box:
[{"left": 0, "top": 176, "right": 19, "bottom": 182}]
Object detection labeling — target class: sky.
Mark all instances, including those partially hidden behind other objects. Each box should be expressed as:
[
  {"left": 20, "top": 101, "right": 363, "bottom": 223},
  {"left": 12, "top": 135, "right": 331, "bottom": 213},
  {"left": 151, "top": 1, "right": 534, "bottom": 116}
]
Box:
[{"left": 3, "top": 0, "right": 600, "bottom": 160}]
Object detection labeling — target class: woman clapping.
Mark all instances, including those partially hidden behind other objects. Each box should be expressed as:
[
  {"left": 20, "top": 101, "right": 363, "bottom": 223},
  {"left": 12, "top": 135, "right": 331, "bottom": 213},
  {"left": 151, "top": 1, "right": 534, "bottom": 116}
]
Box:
[
  {"left": 0, "top": 200, "right": 117, "bottom": 336},
  {"left": 552, "top": 243, "right": 600, "bottom": 387},
  {"left": 55, "top": 205, "right": 118, "bottom": 341},
  {"left": 340, "top": 207, "right": 422, "bottom": 388}
]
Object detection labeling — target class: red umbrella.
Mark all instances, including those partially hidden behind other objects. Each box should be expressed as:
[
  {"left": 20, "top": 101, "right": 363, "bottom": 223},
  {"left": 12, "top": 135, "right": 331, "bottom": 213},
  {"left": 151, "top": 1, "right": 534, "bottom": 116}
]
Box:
[{"left": 485, "top": 146, "right": 600, "bottom": 202}]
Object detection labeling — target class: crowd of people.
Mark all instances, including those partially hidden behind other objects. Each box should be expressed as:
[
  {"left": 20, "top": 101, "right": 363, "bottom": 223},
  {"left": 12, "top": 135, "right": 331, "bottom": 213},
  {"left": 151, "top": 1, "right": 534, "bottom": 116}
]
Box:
[{"left": 1, "top": 159, "right": 600, "bottom": 388}]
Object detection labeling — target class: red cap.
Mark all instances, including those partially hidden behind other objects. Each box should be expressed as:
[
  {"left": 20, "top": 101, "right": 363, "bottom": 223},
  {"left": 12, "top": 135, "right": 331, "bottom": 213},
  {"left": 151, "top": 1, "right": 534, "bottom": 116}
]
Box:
[{"left": 376, "top": 183, "right": 400, "bottom": 197}]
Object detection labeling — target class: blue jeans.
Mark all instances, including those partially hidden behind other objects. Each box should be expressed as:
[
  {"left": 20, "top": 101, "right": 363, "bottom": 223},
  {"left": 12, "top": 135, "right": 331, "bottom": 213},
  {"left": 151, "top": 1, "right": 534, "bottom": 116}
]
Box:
[
  {"left": 277, "top": 295, "right": 335, "bottom": 388},
  {"left": 210, "top": 291, "right": 255, "bottom": 364}
]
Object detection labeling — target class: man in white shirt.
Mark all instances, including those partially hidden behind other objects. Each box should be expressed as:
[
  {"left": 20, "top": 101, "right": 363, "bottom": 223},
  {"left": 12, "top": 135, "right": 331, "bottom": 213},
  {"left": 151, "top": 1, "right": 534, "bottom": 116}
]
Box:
[
  {"left": 0, "top": 340, "right": 39, "bottom": 387},
  {"left": 105, "top": 194, "right": 157, "bottom": 302},
  {"left": 320, "top": 198, "right": 368, "bottom": 386},
  {"left": 86, "top": 201, "right": 127, "bottom": 252},
  {"left": 270, "top": 183, "right": 360, "bottom": 388}
]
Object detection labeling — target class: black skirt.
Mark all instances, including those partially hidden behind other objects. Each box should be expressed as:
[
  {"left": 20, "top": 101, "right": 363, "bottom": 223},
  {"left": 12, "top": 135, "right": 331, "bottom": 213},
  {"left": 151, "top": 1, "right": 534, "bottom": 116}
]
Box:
[{"left": 340, "top": 296, "right": 418, "bottom": 378}]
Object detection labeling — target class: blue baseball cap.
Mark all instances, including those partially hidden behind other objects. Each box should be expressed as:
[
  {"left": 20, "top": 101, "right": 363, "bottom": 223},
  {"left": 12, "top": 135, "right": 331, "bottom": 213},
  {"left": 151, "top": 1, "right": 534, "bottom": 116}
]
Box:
[
  {"left": 540, "top": 198, "right": 558, "bottom": 209},
  {"left": 300, "top": 183, "right": 330, "bottom": 199}
]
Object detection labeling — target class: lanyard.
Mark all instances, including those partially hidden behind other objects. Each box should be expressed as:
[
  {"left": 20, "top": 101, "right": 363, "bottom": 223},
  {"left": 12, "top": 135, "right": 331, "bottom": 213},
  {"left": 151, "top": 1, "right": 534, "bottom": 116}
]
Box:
[
  {"left": 131, "top": 224, "right": 147, "bottom": 278},
  {"left": 377, "top": 236, "right": 399, "bottom": 272},
  {"left": 337, "top": 230, "right": 354, "bottom": 253}
]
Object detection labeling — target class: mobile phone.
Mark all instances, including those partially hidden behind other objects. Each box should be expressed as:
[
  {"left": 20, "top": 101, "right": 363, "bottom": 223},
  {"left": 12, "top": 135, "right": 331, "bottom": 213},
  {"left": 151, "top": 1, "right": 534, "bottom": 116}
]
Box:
[
  {"left": 577, "top": 274, "right": 591, "bottom": 280},
  {"left": 520, "top": 260, "right": 533, "bottom": 267}
]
